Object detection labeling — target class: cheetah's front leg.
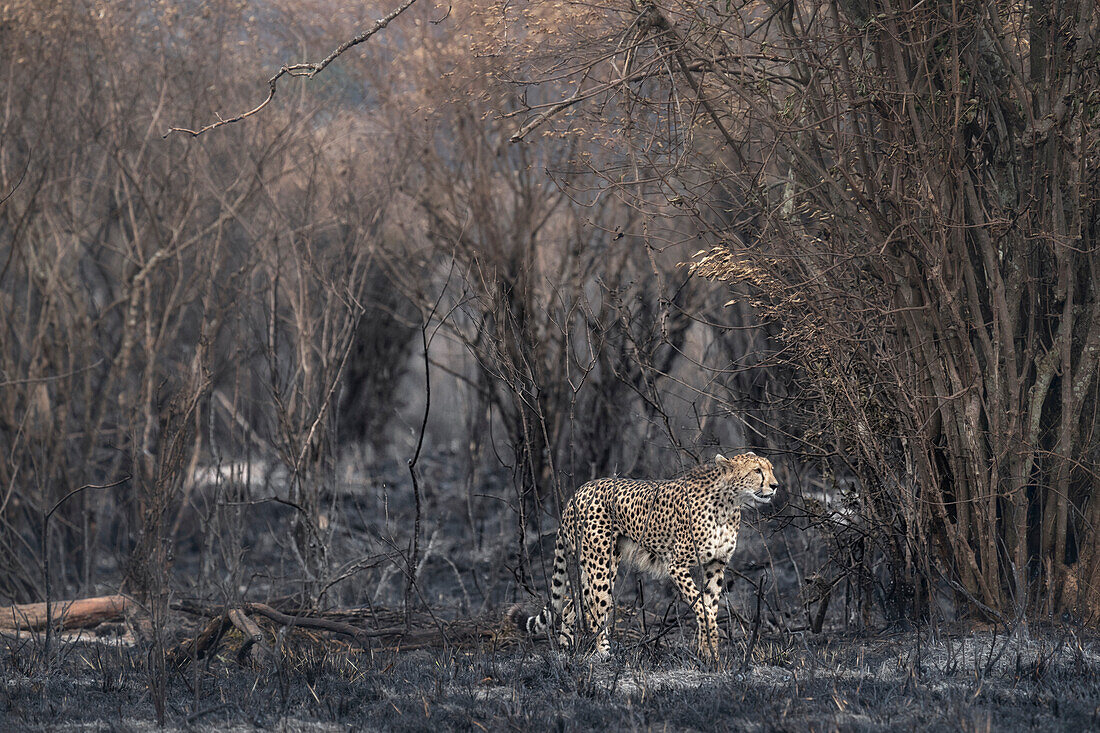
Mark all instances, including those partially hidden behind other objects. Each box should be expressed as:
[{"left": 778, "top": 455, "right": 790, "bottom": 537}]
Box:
[
  {"left": 667, "top": 563, "right": 719, "bottom": 664},
  {"left": 700, "top": 559, "right": 726, "bottom": 662}
]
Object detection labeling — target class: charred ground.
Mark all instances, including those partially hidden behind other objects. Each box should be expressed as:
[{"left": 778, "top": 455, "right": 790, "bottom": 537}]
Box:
[
  {"left": 3, "top": 623, "right": 1099, "bottom": 731},
  {"left": 2, "top": 455, "right": 1098, "bottom": 731}
]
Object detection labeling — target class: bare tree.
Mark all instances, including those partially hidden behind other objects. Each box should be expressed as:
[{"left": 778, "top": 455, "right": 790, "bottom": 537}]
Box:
[
  {"left": 503, "top": 0, "right": 1100, "bottom": 622},
  {"left": 0, "top": 1, "right": 416, "bottom": 613}
]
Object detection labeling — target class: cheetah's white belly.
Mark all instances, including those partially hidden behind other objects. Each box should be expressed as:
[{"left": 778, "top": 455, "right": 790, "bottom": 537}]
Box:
[{"left": 618, "top": 537, "right": 669, "bottom": 578}]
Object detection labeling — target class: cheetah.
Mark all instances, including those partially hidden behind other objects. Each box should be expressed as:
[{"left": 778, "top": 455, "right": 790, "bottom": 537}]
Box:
[{"left": 523, "top": 452, "right": 778, "bottom": 662}]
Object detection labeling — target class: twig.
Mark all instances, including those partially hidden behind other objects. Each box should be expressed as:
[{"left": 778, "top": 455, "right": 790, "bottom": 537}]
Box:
[
  {"left": 42, "top": 476, "right": 130, "bottom": 659},
  {"left": 0, "top": 161, "right": 27, "bottom": 208},
  {"left": 404, "top": 321, "right": 430, "bottom": 627},
  {"left": 403, "top": 270, "right": 453, "bottom": 627},
  {"left": 0, "top": 359, "right": 106, "bottom": 388},
  {"left": 165, "top": 0, "right": 421, "bottom": 138},
  {"left": 739, "top": 571, "right": 767, "bottom": 675},
  {"left": 430, "top": 4, "right": 451, "bottom": 24},
  {"left": 47, "top": 476, "right": 131, "bottom": 521}
]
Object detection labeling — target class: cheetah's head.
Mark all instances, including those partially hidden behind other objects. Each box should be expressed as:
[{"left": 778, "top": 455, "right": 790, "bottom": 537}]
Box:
[{"left": 715, "top": 452, "right": 779, "bottom": 505}]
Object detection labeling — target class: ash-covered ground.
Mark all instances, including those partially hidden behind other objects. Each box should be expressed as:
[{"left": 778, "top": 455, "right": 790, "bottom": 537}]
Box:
[
  {"left": 3, "top": 625, "right": 1099, "bottom": 731},
  {"left": 3, "top": 452, "right": 1097, "bottom": 731}
]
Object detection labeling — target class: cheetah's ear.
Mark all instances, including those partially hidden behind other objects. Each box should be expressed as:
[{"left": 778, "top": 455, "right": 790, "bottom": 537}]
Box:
[
  {"left": 744, "top": 451, "right": 757, "bottom": 457},
  {"left": 715, "top": 454, "right": 730, "bottom": 465}
]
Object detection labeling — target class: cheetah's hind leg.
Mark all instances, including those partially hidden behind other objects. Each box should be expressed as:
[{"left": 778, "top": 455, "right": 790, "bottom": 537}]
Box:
[{"left": 578, "top": 534, "right": 620, "bottom": 658}]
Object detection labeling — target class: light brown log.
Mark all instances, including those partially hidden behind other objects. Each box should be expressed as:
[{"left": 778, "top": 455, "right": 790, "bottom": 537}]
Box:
[
  {"left": 228, "top": 608, "right": 272, "bottom": 667},
  {"left": 228, "top": 609, "right": 265, "bottom": 644},
  {"left": 0, "top": 594, "right": 133, "bottom": 630}
]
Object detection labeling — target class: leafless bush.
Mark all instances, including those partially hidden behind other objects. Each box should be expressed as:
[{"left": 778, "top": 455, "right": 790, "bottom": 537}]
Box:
[
  {"left": 0, "top": 1, "right": 415, "bottom": 613},
  {"left": 2, "top": 0, "right": 826, "bottom": 649}
]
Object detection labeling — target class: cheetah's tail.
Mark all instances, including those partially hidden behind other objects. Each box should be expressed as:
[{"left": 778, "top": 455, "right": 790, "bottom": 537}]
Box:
[
  {"left": 524, "top": 605, "right": 554, "bottom": 635},
  {"left": 505, "top": 602, "right": 549, "bottom": 634},
  {"left": 522, "top": 534, "right": 569, "bottom": 637}
]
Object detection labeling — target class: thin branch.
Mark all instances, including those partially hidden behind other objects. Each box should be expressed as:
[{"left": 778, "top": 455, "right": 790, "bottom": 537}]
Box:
[
  {"left": 404, "top": 293, "right": 442, "bottom": 626},
  {"left": 47, "top": 476, "right": 131, "bottom": 521},
  {"left": 164, "top": 0, "right": 421, "bottom": 138},
  {"left": 0, "top": 359, "right": 106, "bottom": 389},
  {"left": 0, "top": 161, "right": 27, "bottom": 208}
]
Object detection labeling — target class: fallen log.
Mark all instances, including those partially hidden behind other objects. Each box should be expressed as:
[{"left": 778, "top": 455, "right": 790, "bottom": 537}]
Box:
[
  {"left": 168, "top": 613, "right": 231, "bottom": 670},
  {"left": 244, "top": 602, "right": 389, "bottom": 643},
  {"left": 170, "top": 599, "right": 516, "bottom": 660},
  {"left": 0, "top": 595, "right": 133, "bottom": 631},
  {"left": 243, "top": 604, "right": 504, "bottom": 649},
  {"left": 228, "top": 608, "right": 272, "bottom": 667}
]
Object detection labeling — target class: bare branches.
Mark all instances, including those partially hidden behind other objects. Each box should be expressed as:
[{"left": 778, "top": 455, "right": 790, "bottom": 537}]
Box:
[
  {"left": 501, "top": 0, "right": 1100, "bottom": 623},
  {"left": 164, "top": 0, "right": 421, "bottom": 138}
]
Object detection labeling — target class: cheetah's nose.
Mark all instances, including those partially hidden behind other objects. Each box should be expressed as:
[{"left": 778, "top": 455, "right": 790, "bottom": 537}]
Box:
[{"left": 769, "top": 482, "right": 778, "bottom": 491}]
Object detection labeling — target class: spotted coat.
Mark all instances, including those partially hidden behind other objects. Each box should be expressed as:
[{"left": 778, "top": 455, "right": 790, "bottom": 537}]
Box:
[{"left": 525, "top": 453, "right": 779, "bottom": 662}]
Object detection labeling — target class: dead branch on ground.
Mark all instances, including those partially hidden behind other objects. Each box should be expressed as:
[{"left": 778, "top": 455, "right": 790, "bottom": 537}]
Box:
[
  {"left": 169, "top": 600, "right": 512, "bottom": 667},
  {"left": 0, "top": 594, "right": 134, "bottom": 631}
]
